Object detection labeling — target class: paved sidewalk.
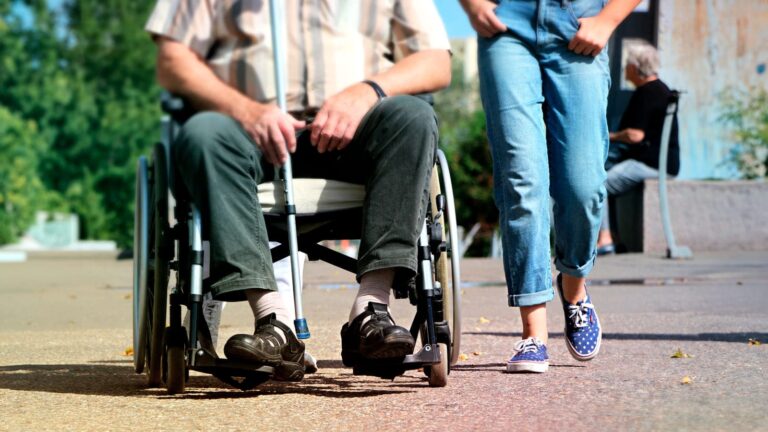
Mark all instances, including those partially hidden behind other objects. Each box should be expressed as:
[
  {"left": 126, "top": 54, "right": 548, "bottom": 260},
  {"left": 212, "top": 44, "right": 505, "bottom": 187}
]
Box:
[{"left": 0, "top": 251, "right": 766, "bottom": 431}]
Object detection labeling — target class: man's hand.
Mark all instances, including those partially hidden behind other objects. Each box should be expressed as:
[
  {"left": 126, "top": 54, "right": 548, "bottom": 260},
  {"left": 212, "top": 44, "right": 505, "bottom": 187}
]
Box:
[
  {"left": 233, "top": 101, "right": 305, "bottom": 165},
  {"left": 310, "top": 82, "right": 379, "bottom": 153},
  {"left": 460, "top": 0, "right": 507, "bottom": 38},
  {"left": 154, "top": 38, "right": 305, "bottom": 165},
  {"left": 568, "top": 15, "right": 616, "bottom": 56}
]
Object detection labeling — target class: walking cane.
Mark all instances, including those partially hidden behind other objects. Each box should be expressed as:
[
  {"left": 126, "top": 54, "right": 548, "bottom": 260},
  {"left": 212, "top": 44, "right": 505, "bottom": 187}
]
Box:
[{"left": 269, "top": 0, "right": 310, "bottom": 339}]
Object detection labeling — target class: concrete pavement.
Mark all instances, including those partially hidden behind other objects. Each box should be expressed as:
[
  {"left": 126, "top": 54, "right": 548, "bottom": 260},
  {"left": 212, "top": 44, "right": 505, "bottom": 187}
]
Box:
[{"left": 0, "top": 251, "right": 766, "bottom": 431}]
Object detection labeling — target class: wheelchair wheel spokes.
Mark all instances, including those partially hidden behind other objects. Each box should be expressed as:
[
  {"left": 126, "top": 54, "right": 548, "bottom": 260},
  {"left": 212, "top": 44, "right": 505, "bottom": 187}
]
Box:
[{"left": 147, "top": 144, "right": 171, "bottom": 387}]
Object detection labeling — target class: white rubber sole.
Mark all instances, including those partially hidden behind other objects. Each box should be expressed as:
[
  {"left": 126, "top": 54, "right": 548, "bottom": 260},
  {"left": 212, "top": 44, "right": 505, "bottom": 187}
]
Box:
[{"left": 506, "top": 361, "right": 549, "bottom": 373}]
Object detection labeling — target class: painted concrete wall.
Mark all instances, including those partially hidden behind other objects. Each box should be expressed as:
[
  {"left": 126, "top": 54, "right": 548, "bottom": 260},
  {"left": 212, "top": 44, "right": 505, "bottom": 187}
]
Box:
[{"left": 658, "top": 0, "right": 768, "bottom": 179}]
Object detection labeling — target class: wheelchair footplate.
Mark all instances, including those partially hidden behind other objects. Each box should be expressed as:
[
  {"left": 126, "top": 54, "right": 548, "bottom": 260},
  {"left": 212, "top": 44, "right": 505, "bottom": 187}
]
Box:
[
  {"left": 352, "top": 343, "right": 441, "bottom": 380},
  {"left": 189, "top": 347, "right": 274, "bottom": 391}
]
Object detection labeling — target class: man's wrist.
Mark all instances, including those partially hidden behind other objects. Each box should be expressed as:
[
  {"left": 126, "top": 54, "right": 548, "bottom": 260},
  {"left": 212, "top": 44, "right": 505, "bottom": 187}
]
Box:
[{"left": 362, "top": 80, "right": 387, "bottom": 100}]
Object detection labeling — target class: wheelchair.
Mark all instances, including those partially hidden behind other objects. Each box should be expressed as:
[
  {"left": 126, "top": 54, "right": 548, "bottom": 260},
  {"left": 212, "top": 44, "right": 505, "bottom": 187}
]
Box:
[{"left": 132, "top": 95, "right": 462, "bottom": 394}]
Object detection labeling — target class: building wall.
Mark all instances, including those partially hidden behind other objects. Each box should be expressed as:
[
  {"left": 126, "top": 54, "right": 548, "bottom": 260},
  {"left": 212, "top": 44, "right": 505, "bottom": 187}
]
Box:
[{"left": 658, "top": 0, "right": 768, "bottom": 179}]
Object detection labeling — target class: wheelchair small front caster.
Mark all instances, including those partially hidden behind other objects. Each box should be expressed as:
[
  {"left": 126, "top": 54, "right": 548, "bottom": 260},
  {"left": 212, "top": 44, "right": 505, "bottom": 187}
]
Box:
[
  {"left": 426, "top": 343, "right": 449, "bottom": 387},
  {"left": 162, "top": 326, "right": 188, "bottom": 395}
]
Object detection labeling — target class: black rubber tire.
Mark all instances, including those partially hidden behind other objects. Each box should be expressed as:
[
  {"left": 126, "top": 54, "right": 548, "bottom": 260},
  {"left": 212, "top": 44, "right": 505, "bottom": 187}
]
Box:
[
  {"left": 147, "top": 144, "right": 170, "bottom": 387},
  {"left": 133, "top": 157, "right": 150, "bottom": 374},
  {"left": 164, "top": 340, "right": 187, "bottom": 395}
]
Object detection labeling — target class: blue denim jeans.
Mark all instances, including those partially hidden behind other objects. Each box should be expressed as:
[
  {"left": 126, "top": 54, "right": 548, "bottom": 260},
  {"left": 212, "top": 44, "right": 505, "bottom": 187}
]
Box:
[{"left": 478, "top": 0, "right": 610, "bottom": 307}]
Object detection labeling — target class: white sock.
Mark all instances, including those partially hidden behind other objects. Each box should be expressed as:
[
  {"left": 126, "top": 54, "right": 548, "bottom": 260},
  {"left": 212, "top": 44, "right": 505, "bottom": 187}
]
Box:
[
  {"left": 245, "top": 289, "right": 292, "bottom": 342},
  {"left": 349, "top": 269, "right": 394, "bottom": 323}
]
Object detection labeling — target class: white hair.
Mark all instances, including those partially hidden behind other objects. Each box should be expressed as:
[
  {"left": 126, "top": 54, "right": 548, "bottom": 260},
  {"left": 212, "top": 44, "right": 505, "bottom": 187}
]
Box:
[{"left": 626, "top": 42, "right": 660, "bottom": 78}]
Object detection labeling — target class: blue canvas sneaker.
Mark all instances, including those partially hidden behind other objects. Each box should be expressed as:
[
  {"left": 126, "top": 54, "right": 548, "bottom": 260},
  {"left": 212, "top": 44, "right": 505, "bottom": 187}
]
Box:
[
  {"left": 506, "top": 337, "right": 549, "bottom": 373},
  {"left": 557, "top": 274, "right": 602, "bottom": 361}
]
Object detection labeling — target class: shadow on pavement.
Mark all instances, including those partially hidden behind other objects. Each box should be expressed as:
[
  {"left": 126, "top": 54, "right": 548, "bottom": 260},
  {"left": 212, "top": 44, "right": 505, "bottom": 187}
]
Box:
[
  {"left": 0, "top": 363, "right": 158, "bottom": 397},
  {"left": 0, "top": 361, "right": 418, "bottom": 399},
  {"left": 451, "top": 362, "right": 586, "bottom": 373},
  {"left": 170, "top": 374, "right": 418, "bottom": 400},
  {"left": 465, "top": 331, "right": 768, "bottom": 343}
]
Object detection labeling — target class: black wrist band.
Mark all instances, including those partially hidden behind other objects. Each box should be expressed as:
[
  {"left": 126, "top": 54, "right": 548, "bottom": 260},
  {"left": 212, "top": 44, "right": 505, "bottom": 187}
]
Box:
[{"left": 362, "top": 80, "right": 387, "bottom": 100}]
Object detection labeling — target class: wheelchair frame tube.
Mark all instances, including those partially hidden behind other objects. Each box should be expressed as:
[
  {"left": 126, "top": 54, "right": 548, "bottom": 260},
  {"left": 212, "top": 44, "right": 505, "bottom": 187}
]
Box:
[
  {"left": 188, "top": 205, "right": 204, "bottom": 358},
  {"left": 270, "top": 0, "right": 309, "bottom": 339},
  {"left": 418, "top": 222, "right": 438, "bottom": 347}
]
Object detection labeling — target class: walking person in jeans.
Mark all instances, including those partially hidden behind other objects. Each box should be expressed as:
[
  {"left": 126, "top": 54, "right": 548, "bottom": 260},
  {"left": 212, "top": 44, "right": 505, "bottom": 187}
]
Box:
[{"left": 460, "top": 0, "right": 641, "bottom": 372}]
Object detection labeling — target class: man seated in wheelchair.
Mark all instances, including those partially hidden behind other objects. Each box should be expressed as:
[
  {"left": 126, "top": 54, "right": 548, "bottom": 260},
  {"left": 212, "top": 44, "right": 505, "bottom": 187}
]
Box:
[{"left": 145, "top": 1, "right": 451, "bottom": 379}]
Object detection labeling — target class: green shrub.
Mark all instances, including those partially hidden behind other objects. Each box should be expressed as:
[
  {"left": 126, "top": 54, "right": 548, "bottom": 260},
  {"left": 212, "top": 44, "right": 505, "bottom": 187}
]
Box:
[
  {"left": 0, "top": 107, "right": 46, "bottom": 244},
  {"left": 720, "top": 87, "right": 768, "bottom": 179}
]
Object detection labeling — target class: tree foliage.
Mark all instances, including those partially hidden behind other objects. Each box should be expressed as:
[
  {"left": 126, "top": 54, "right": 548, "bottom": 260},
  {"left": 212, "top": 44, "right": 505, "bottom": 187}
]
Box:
[
  {"left": 0, "top": 107, "right": 46, "bottom": 244},
  {"left": 0, "top": 0, "right": 160, "bottom": 246}
]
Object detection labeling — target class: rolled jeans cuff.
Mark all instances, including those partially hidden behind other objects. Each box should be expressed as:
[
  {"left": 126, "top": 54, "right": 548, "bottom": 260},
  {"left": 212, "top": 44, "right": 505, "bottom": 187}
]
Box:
[
  {"left": 508, "top": 287, "right": 555, "bottom": 307},
  {"left": 554, "top": 253, "right": 597, "bottom": 278}
]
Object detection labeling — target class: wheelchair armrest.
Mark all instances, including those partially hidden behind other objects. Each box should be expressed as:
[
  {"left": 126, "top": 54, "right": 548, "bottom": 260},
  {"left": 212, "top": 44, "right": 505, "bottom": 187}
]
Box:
[{"left": 161, "top": 91, "right": 196, "bottom": 125}]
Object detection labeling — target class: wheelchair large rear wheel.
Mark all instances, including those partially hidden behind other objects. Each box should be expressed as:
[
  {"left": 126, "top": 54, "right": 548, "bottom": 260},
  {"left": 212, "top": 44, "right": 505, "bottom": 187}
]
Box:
[
  {"left": 434, "top": 150, "right": 462, "bottom": 365},
  {"left": 147, "top": 144, "right": 171, "bottom": 387},
  {"left": 133, "top": 156, "right": 150, "bottom": 373},
  {"left": 422, "top": 152, "right": 462, "bottom": 387}
]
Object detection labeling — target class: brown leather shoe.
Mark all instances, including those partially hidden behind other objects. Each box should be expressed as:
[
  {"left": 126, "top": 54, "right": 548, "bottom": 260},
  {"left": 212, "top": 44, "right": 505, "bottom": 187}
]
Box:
[
  {"left": 224, "top": 313, "right": 305, "bottom": 381},
  {"left": 340, "top": 302, "right": 415, "bottom": 367}
]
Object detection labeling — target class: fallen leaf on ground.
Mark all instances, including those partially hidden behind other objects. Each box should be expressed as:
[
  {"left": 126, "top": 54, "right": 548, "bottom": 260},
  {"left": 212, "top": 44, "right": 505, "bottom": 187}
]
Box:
[
  {"left": 479, "top": 317, "right": 490, "bottom": 324},
  {"left": 671, "top": 348, "right": 693, "bottom": 358},
  {"left": 458, "top": 353, "right": 469, "bottom": 361},
  {"left": 681, "top": 376, "right": 693, "bottom": 385},
  {"left": 472, "top": 351, "right": 482, "bottom": 356},
  {"left": 748, "top": 338, "right": 762, "bottom": 346},
  {"left": 123, "top": 347, "right": 134, "bottom": 356}
]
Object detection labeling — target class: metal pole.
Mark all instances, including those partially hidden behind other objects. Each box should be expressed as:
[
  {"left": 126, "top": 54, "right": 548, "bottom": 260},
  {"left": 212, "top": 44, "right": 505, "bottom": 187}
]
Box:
[
  {"left": 269, "top": 0, "right": 309, "bottom": 339},
  {"left": 658, "top": 91, "right": 692, "bottom": 259}
]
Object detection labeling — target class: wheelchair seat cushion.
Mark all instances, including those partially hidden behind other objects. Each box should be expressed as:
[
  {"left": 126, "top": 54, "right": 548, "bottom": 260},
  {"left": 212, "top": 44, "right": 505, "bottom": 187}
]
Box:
[{"left": 258, "top": 178, "right": 365, "bottom": 216}]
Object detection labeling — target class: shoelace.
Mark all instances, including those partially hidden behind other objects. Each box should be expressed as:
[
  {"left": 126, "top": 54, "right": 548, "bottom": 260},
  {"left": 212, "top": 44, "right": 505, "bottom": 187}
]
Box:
[
  {"left": 513, "top": 338, "right": 543, "bottom": 354},
  {"left": 567, "top": 301, "right": 595, "bottom": 328}
]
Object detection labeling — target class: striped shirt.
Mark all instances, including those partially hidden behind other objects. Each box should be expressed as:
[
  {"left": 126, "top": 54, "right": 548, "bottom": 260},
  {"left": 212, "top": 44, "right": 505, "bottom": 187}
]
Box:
[{"left": 145, "top": 0, "right": 451, "bottom": 112}]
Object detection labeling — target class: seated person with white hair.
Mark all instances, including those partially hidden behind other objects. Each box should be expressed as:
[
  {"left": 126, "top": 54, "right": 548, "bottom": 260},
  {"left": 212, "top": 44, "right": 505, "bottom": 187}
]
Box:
[{"left": 597, "top": 41, "right": 680, "bottom": 254}]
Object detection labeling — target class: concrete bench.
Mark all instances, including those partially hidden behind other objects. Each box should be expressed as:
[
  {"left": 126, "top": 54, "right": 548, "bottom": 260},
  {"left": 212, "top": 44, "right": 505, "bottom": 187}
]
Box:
[{"left": 612, "top": 179, "right": 768, "bottom": 253}]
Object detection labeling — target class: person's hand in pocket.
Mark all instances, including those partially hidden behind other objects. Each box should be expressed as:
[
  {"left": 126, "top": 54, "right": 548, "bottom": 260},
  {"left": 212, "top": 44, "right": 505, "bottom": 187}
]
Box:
[
  {"left": 568, "top": 0, "right": 641, "bottom": 56},
  {"left": 460, "top": 0, "right": 507, "bottom": 38},
  {"left": 567, "top": 15, "right": 615, "bottom": 56}
]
